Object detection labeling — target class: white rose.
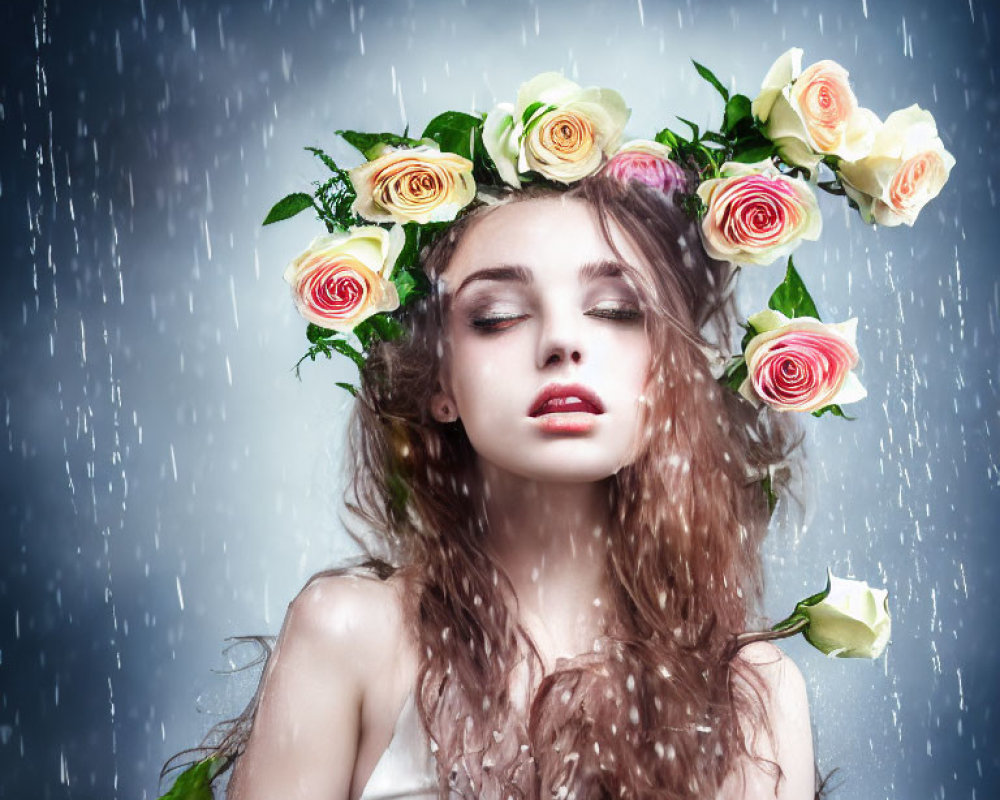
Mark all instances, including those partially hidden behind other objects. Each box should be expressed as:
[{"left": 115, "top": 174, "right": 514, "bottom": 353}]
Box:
[
  {"left": 752, "top": 47, "right": 880, "bottom": 174},
  {"left": 838, "top": 104, "right": 956, "bottom": 227},
  {"left": 482, "top": 72, "right": 629, "bottom": 186},
  {"left": 797, "top": 570, "right": 891, "bottom": 659}
]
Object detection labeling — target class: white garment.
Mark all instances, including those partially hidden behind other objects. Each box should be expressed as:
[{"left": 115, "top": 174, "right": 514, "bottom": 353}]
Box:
[{"left": 359, "top": 692, "right": 438, "bottom": 799}]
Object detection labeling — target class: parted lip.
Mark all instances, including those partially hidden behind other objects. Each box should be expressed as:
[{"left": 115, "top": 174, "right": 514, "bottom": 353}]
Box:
[{"left": 528, "top": 383, "right": 606, "bottom": 417}]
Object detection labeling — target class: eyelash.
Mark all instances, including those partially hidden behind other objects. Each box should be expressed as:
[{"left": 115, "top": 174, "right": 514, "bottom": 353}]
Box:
[{"left": 469, "top": 304, "right": 643, "bottom": 332}]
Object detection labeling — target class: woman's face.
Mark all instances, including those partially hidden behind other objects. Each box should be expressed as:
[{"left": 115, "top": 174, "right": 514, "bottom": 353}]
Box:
[{"left": 434, "top": 196, "right": 654, "bottom": 483}]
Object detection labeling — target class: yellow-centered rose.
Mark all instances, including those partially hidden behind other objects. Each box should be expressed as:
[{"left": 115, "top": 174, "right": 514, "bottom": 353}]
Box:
[
  {"left": 753, "top": 48, "right": 880, "bottom": 175},
  {"left": 483, "top": 72, "right": 629, "bottom": 186},
  {"left": 349, "top": 145, "right": 475, "bottom": 225},
  {"left": 838, "top": 105, "right": 955, "bottom": 227}
]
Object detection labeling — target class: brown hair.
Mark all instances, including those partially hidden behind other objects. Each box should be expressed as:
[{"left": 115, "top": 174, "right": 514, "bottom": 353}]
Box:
[{"left": 167, "top": 175, "right": 808, "bottom": 798}]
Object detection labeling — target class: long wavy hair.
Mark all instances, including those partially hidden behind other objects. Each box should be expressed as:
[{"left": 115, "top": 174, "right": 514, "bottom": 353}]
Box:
[{"left": 170, "top": 175, "right": 812, "bottom": 798}]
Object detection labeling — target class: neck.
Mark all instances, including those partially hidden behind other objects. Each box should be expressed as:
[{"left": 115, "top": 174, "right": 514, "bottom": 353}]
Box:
[{"left": 475, "top": 458, "right": 614, "bottom": 669}]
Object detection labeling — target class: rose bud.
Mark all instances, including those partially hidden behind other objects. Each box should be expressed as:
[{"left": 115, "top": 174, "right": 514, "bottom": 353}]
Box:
[
  {"left": 795, "top": 571, "right": 892, "bottom": 659},
  {"left": 603, "top": 139, "right": 688, "bottom": 195},
  {"left": 738, "top": 309, "right": 866, "bottom": 413},
  {"left": 697, "top": 160, "right": 822, "bottom": 267},
  {"left": 283, "top": 225, "right": 403, "bottom": 334}
]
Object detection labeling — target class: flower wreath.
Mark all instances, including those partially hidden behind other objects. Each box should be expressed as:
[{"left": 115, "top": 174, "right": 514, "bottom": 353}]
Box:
[
  {"left": 261, "top": 49, "right": 954, "bottom": 649},
  {"left": 159, "top": 51, "right": 951, "bottom": 795}
]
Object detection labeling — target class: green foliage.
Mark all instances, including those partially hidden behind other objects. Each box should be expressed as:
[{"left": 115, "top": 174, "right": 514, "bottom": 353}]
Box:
[
  {"left": 767, "top": 258, "right": 821, "bottom": 321},
  {"left": 337, "top": 129, "right": 422, "bottom": 160},
  {"left": 521, "top": 100, "right": 553, "bottom": 125},
  {"left": 693, "top": 59, "right": 730, "bottom": 102},
  {"left": 722, "top": 94, "right": 752, "bottom": 134},
  {"left": 721, "top": 355, "right": 748, "bottom": 393},
  {"left": 761, "top": 473, "right": 778, "bottom": 514},
  {"left": 812, "top": 404, "right": 855, "bottom": 420},
  {"left": 263, "top": 193, "right": 314, "bottom": 225},
  {"left": 157, "top": 758, "right": 220, "bottom": 800},
  {"left": 422, "top": 111, "right": 483, "bottom": 161}
]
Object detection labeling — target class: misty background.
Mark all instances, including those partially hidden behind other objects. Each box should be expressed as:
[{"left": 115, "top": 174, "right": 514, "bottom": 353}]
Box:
[{"left": 0, "top": 0, "right": 997, "bottom": 798}]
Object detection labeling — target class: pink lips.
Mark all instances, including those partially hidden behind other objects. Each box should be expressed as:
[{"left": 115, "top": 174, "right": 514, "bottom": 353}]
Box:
[{"left": 529, "top": 384, "right": 605, "bottom": 433}]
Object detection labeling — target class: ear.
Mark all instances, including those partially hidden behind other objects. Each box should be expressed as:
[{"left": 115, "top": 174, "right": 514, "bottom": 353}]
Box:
[{"left": 430, "top": 387, "right": 459, "bottom": 423}]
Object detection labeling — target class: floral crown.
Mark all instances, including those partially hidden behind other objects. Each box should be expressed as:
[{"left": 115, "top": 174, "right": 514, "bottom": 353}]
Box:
[{"left": 265, "top": 49, "right": 954, "bottom": 421}]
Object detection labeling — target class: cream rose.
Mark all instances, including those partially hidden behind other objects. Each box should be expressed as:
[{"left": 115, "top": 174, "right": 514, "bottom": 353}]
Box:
[
  {"left": 838, "top": 104, "right": 956, "bottom": 227},
  {"left": 349, "top": 145, "right": 475, "bottom": 225},
  {"left": 697, "top": 160, "right": 822, "bottom": 266},
  {"left": 797, "top": 571, "right": 892, "bottom": 659},
  {"left": 283, "top": 225, "right": 403, "bottom": 333},
  {"left": 752, "top": 48, "right": 880, "bottom": 174},
  {"left": 482, "top": 72, "right": 629, "bottom": 186},
  {"left": 738, "top": 309, "right": 866, "bottom": 413}
]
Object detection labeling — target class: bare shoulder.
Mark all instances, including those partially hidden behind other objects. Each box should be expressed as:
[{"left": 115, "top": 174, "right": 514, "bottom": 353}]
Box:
[
  {"left": 285, "top": 570, "right": 413, "bottom": 665},
  {"left": 720, "top": 642, "right": 814, "bottom": 800},
  {"left": 227, "top": 569, "right": 417, "bottom": 800}
]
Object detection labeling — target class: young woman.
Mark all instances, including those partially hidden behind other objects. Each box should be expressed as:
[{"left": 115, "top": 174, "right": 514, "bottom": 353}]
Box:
[{"left": 222, "top": 175, "right": 814, "bottom": 799}]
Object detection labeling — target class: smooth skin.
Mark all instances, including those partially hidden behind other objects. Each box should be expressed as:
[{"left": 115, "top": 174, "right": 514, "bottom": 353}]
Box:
[{"left": 228, "top": 198, "right": 814, "bottom": 800}]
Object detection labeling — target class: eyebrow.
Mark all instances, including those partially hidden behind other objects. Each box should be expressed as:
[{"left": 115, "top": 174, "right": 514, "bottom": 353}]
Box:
[{"left": 453, "top": 259, "right": 629, "bottom": 298}]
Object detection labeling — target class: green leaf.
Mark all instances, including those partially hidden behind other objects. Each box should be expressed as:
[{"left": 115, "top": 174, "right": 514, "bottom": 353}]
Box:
[
  {"left": 767, "top": 258, "right": 821, "bottom": 321},
  {"left": 811, "top": 404, "right": 856, "bottom": 421},
  {"left": 392, "top": 268, "right": 420, "bottom": 306},
  {"left": 731, "top": 139, "right": 777, "bottom": 164},
  {"left": 329, "top": 338, "right": 366, "bottom": 372},
  {"left": 700, "top": 131, "right": 729, "bottom": 146},
  {"left": 692, "top": 59, "right": 730, "bottom": 102},
  {"left": 337, "top": 129, "right": 422, "bottom": 160},
  {"left": 761, "top": 472, "right": 778, "bottom": 514},
  {"left": 304, "top": 146, "right": 342, "bottom": 174},
  {"left": 263, "top": 193, "right": 314, "bottom": 225},
  {"left": 739, "top": 322, "right": 759, "bottom": 353},
  {"left": 654, "top": 127, "right": 683, "bottom": 149},
  {"left": 367, "top": 312, "right": 405, "bottom": 342},
  {"left": 158, "top": 758, "right": 220, "bottom": 800},
  {"left": 720, "top": 356, "right": 748, "bottom": 393},
  {"left": 521, "top": 100, "right": 549, "bottom": 125},
  {"left": 676, "top": 117, "right": 700, "bottom": 142},
  {"left": 422, "top": 111, "right": 483, "bottom": 160},
  {"left": 335, "top": 381, "right": 358, "bottom": 396},
  {"left": 722, "top": 94, "right": 752, "bottom": 135},
  {"left": 306, "top": 323, "right": 337, "bottom": 343}
]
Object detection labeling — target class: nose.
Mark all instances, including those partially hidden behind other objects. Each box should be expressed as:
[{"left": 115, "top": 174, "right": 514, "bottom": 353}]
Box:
[{"left": 536, "top": 304, "right": 584, "bottom": 369}]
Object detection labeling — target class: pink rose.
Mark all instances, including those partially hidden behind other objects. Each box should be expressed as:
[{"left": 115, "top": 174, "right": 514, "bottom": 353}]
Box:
[
  {"left": 603, "top": 139, "right": 687, "bottom": 195},
  {"left": 738, "top": 310, "right": 866, "bottom": 413},
  {"left": 697, "top": 160, "right": 821, "bottom": 266},
  {"left": 283, "top": 226, "right": 403, "bottom": 333}
]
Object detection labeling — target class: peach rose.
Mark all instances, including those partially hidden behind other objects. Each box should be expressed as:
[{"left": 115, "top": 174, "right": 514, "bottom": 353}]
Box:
[
  {"left": 696, "top": 160, "right": 822, "bottom": 266},
  {"left": 483, "top": 72, "right": 629, "bottom": 186},
  {"left": 738, "top": 309, "right": 866, "bottom": 413},
  {"left": 283, "top": 226, "right": 403, "bottom": 333},
  {"left": 752, "top": 48, "right": 879, "bottom": 174},
  {"left": 349, "top": 145, "right": 475, "bottom": 225},
  {"left": 838, "top": 105, "right": 956, "bottom": 227},
  {"left": 602, "top": 139, "right": 687, "bottom": 195}
]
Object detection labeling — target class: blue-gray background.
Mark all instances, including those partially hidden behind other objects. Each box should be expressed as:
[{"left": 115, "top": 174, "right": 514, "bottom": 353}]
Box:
[{"left": 1, "top": 1, "right": 997, "bottom": 798}]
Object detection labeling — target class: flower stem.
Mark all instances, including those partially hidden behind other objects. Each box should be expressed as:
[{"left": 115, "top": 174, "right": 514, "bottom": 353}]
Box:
[{"left": 733, "top": 616, "right": 808, "bottom": 650}]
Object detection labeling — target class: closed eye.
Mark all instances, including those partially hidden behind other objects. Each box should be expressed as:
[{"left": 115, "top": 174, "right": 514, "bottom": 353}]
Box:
[
  {"left": 470, "top": 313, "right": 527, "bottom": 332},
  {"left": 586, "top": 303, "right": 643, "bottom": 322}
]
